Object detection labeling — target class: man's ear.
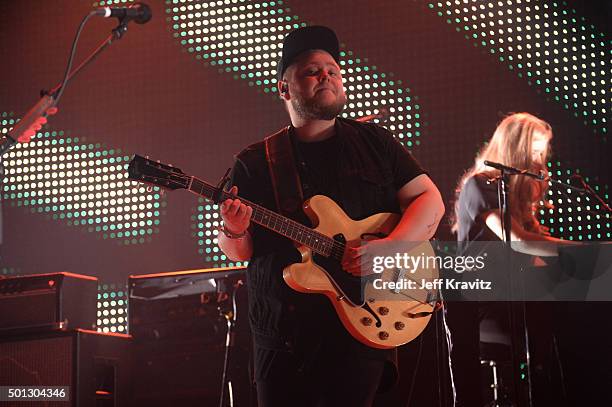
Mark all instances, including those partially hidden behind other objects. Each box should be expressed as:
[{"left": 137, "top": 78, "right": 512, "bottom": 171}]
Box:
[{"left": 278, "top": 80, "right": 289, "bottom": 99}]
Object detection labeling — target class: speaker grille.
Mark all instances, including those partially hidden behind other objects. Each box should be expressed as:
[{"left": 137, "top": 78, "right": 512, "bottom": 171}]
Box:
[{"left": 0, "top": 336, "right": 73, "bottom": 386}]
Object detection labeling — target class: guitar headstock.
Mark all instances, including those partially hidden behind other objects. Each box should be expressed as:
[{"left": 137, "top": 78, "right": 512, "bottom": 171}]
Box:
[{"left": 128, "top": 154, "right": 189, "bottom": 191}]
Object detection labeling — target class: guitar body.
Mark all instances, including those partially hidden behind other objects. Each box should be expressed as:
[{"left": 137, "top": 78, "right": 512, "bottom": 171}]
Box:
[{"left": 283, "top": 195, "right": 439, "bottom": 349}]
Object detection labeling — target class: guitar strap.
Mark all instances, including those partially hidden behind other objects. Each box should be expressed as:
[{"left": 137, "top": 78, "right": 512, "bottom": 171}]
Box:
[{"left": 264, "top": 126, "right": 304, "bottom": 217}]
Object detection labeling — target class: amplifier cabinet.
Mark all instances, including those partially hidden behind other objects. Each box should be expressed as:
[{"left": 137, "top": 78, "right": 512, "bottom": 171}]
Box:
[
  {"left": 0, "top": 272, "right": 98, "bottom": 332},
  {"left": 0, "top": 329, "right": 132, "bottom": 407},
  {"left": 129, "top": 266, "right": 255, "bottom": 407}
]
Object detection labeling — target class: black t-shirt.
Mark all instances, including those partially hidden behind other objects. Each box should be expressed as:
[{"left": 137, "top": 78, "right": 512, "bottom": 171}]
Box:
[
  {"left": 455, "top": 173, "right": 530, "bottom": 289},
  {"left": 456, "top": 173, "right": 501, "bottom": 252},
  {"left": 295, "top": 133, "right": 342, "bottom": 201},
  {"left": 229, "top": 118, "right": 425, "bottom": 381},
  {"left": 456, "top": 174, "right": 539, "bottom": 260}
]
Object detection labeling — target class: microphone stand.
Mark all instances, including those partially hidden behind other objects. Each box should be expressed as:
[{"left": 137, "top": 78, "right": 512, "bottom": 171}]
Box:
[
  {"left": 487, "top": 165, "right": 609, "bottom": 406},
  {"left": 0, "top": 10, "right": 141, "bottom": 259},
  {"left": 535, "top": 173, "right": 610, "bottom": 215},
  {"left": 218, "top": 279, "right": 243, "bottom": 407},
  {"left": 570, "top": 175, "right": 612, "bottom": 214},
  {"left": 485, "top": 162, "right": 544, "bottom": 407},
  {"left": 0, "top": 12, "right": 136, "bottom": 157}
]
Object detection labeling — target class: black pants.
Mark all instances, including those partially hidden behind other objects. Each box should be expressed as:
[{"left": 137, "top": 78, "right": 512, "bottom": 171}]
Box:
[{"left": 255, "top": 345, "right": 385, "bottom": 407}]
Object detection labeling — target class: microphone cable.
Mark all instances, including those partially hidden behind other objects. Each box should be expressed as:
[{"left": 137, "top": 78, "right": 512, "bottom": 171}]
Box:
[{"left": 47, "top": 10, "right": 98, "bottom": 107}]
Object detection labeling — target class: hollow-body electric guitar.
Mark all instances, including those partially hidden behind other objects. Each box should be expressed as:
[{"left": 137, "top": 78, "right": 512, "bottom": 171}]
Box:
[{"left": 128, "top": 155, "right": 439, "bottom": 349}]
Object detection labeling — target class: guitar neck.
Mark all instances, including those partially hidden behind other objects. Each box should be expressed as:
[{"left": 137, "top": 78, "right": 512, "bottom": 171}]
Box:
[{"left": 187, "top": 176, "right": 335, "bottom": 256}]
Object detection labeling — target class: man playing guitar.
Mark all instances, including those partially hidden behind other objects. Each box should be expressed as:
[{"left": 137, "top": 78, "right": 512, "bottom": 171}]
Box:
[{"left": 218, "top": 26, "right": 444, "bottom": 406}]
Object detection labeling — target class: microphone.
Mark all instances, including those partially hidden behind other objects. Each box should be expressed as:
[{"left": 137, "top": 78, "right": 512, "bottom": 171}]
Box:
[
  {"left": 483, "top": 160, "right": 545, "bottom": 180},
  {"left": 483, "top": 160, "right": 521, "bottom": 173},
  {"left": 94, "top": 2, "right": 152, "bottom": 24}
]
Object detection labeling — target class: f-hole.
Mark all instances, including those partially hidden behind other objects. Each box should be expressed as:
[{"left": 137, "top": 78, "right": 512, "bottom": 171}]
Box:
[{"left": 362, "top": 302, "right": 382, "bottom": 328}]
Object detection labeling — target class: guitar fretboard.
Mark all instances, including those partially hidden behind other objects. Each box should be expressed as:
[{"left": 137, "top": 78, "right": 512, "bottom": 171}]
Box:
[{"left": 188, "top": 177, "right": 343, "bottom": 258}]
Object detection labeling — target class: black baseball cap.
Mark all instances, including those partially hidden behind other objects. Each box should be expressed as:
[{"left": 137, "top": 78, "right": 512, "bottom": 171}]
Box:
[{"left": 277, "top": 25, "right": 340, "bottom": 80}]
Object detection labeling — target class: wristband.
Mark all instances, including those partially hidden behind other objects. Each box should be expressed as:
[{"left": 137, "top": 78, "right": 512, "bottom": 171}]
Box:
[{"left": 218, "top": 225, "right": 248, "bottom": 239}]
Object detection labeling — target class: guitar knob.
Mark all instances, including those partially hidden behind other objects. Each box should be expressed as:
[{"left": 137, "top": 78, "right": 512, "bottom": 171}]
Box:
[
  {"left": 361, "top": 317, "right": 373, "bottom": 326},
  {"left": 378, "top": 331, "right": 389, "bottom": 340},
  {"left": 378, "top": 306, "right": 389, "bottom": 315},
  {"left": 394, "top": 321, "right": 405, "bottom": 330}
]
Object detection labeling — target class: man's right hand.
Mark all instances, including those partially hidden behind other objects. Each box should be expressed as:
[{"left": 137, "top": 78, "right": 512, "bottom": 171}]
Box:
[{"left": 220, "top": 186, "right": 253, "bottom": 235}]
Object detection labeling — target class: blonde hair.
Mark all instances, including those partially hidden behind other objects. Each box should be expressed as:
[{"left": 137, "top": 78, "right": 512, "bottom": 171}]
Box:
[{"left": 452, "top": 112, "right": 553, "bottom": 234}]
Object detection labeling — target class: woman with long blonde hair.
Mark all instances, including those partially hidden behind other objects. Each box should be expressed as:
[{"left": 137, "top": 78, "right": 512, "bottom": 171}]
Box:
[
  {"left": 454, "top": 112, "right": 575, "bottom": 256},
  {"left": 450, "top": 113, "right": 574, "bottom": 406}
]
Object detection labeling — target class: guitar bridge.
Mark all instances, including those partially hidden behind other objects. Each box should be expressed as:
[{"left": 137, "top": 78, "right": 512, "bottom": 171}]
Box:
[{"left": 392, "top": 268, "right": 407, "bottom": 294}]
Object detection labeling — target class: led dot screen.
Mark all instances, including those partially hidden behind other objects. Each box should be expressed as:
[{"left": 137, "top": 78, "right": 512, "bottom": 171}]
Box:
[
  {"left": 543, "top": 161, "right": 610, "bottom": 241},
  {"left": 193, "top": 198, "right": 248, "bottom": 268},
  {"left": 93, "top": 0, "right": 134, "bottom": 6},
  {"left": 429, "top": 0, "right": 610, "bottom": 139},
  {"left": 96, "top": 283, "right": 128, "bottom": 333},
  {"left": 167, "top": 0, "right": 425, "bottom": 148},
  {"left": 0, "top": 112, "right": 16, "bottom": 137},
  {"left": 0, "top": 114, "right": 166, "bottom": 245}
]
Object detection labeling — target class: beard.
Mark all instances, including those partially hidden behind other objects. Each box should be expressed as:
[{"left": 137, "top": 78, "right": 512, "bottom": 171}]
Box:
[{"left": 291, "top": 91, "right": 346, "bottom": 121}]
